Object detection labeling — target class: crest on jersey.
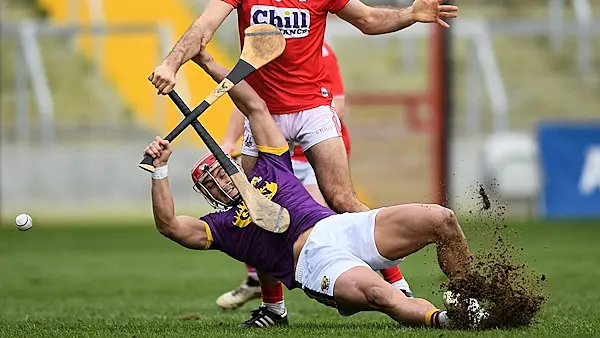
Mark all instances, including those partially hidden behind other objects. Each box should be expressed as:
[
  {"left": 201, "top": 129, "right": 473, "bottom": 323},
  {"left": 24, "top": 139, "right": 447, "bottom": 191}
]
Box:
[
  {"left": 232, "top": 180, "right": 279, "bottom": 228},
  {"left": 244, "top": 134, "right": 254, "bottom": 148},
  {"left": 321, "top": 276, "right": 330, "bottom": 291}
]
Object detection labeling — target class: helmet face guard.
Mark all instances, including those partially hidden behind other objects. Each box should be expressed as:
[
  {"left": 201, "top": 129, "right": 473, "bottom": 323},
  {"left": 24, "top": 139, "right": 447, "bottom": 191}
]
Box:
[{"left": 191, "top": 153, "right": 241, "bottom": 209}]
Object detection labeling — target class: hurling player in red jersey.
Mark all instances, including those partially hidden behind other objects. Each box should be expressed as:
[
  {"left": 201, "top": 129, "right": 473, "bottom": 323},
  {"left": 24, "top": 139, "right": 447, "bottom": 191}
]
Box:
[
  {"left": 152, "top": 0, "right": 458, "bottom": 327},
  {"left": 151, "top": 0, "right": 459, "bottom": 217},
  {"left": 215, "top": 43, "right": 413, "bottom": 318}
]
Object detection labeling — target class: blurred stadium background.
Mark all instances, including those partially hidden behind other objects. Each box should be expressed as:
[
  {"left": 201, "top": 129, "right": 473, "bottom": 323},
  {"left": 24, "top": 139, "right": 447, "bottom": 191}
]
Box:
[{"left": 1, "top": 1, "right": 600, "bottom": 336}]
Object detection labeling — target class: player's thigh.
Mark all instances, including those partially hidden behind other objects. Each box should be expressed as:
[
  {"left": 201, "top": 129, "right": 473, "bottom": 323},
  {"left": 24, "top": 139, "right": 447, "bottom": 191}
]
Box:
[
  {"left": 292, "top": 159, "right": 327, "bottom": 206},
  {"left": 374, "top": 204, "right": 458, "bottom": 261},
  {"left": 293, "top": 106, "right": 352, "bottom": 194},
  {"left": 241, "top": 154, "right": 258, "bottom": 176},
  {"left": 304, "top": 137, "right": 353, "bottom": 197}
]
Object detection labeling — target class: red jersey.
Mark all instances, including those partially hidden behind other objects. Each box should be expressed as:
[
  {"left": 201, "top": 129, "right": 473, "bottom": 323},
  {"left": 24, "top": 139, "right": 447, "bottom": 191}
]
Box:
[
  {"left": 221, "top": 0, "right": 350, "bottom": 114},
  {"left": 292, "top": 43, "right": 350, "bottom": 162}
]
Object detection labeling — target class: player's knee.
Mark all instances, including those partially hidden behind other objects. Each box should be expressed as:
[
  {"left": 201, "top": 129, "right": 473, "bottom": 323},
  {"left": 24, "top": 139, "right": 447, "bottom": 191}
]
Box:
[
  {"left": 363, "top": 285, "right": 396, "bottom": 310},
  {"left": 430, "top": 205, "right": 461, "bottom": 240}
]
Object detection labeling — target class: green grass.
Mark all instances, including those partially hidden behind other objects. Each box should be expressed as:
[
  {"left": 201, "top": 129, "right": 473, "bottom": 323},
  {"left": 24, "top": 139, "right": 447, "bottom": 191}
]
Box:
[{"left": 1, "top": 218, "right": 599, "bottom": 337}]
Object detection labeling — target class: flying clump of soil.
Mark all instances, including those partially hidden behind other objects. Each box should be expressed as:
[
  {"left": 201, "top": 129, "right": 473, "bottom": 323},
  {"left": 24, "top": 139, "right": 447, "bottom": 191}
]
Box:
[{"left": 444, "top": 183, "right": 546, "bottom": 329}]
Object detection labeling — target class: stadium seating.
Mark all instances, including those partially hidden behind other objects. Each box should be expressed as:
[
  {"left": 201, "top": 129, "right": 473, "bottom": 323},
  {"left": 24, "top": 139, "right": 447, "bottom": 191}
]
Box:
[{"left": 481, "top": 132, "right": 540, "bottom": 217}]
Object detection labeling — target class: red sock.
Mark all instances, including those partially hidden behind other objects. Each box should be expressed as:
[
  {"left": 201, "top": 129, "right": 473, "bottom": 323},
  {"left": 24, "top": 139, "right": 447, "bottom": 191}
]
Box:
[
  {"left": 261, "top": 282, "right": 284, "bottom": 304},
  {"left": 381, "top": 266, "right": 404, "bottom": 284},
  {"left": 246, "top": 265, "right": 258, "bottom": 280}
]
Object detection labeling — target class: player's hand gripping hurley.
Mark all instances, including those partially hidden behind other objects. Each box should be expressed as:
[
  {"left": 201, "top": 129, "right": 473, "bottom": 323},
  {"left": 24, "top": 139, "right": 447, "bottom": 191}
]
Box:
[
  {"left": 141, "top": 24, "right": 289, "bottom": 233},
  {"left": 138, "top": 24, "right": 286, "bottom": 173},
  {"left": 154, "top": 89, "right": 290, "bottom": 233}
]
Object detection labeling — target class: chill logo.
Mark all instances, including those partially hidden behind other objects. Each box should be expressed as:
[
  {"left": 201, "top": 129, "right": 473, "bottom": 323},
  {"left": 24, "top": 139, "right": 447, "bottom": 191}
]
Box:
[
  {"left": 250, "top": 6, "right": 310, "bottom": 38},
  {"left": 232, "top": 180, "right": 279, "bottom": 228}
]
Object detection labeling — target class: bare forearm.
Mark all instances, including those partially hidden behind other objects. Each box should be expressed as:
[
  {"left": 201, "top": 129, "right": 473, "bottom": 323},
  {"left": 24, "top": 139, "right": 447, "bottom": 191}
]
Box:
[
  {"left": 163, "top": 20, "right": 210, "bottom": 69},
  {"left": 362, "top": 6, "right": 415, "bottom": 34},
  {"left": 199, "top": 59, "right": 264, "bottom": 118},
  {"left": 223, "top": 108, "right": 246, "bottom": 144},
  {"left": 151, "top": 179, "right": 178, "bottom": 237}
]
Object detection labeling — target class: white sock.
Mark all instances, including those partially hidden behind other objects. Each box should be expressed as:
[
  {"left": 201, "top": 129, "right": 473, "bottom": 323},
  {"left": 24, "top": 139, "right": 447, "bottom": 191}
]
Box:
[
  {"left": 262, "top": 300, "right": 286, "bottom": 316},
  {"left": 392, "top": 278, "right": 412, "bottom": 293}
]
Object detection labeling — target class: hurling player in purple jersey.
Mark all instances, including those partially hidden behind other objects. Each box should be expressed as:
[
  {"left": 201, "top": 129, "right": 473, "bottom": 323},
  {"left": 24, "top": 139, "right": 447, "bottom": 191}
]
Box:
[{"left": 143, "top": 47, "right": 488, "bottom": 329}]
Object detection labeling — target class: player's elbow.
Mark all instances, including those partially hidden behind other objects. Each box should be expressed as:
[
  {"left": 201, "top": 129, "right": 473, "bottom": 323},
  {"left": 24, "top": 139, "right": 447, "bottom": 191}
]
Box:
[
  {"left": 195, "top": 20, "right": 215, "bottom": 43},
  {"left": 154, "top": 218, "right": 179, "bottom": 240},
  {"left": 358, "top": 22, "right": 378, "bottom": 35},
  {"left": 355, "top": 10, "right": 379, "bottom": 35},
  {"left": 156, "top": 222, "right": 176, "bottom": 239},
  {"left": 247, "top": 97, "right": 269, "bottom": 118}
]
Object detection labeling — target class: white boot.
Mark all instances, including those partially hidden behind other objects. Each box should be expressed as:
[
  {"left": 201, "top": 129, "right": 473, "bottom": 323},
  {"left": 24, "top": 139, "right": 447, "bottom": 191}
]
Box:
[
  {"left": 443, "top": 291, "right": 489, "bottom": 327},
  {"left": 216, "top": 279, "right": 262, "bottom": 310}
]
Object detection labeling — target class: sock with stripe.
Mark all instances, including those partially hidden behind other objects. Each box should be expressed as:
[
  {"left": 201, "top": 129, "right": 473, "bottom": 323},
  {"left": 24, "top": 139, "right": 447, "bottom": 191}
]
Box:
[
  {"left": 380, "top": 266, "right": 403, "bottom": 284},
  {"left": 424, "top": 308, "right": 450, "bottom": 328},
  {"left": 246, "top": 264, "right": 259, "bottom": 281},
  {"left": 261, "top": 282, "right": 286, "bottom": 316}
]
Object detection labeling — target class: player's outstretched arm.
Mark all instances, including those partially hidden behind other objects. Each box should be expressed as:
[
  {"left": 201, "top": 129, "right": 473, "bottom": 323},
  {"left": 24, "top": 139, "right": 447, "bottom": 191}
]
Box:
[
  {"left": 145, "top": 137, "right": 211, "bottom": 250},
  {"left": 151, "top": 0, "right": 233, "bottom": 94},
  {"left": 192, "top": 46, "right": 288, "bottom": 151},
  {"left": 336, "top": 0, "right": 458, "bottom": 35},
  {"left": 221, "top": 107, "right": 246, "bottom": 154}
]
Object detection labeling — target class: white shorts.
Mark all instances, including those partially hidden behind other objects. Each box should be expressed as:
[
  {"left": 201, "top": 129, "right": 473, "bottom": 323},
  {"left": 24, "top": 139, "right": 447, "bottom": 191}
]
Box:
[
  {"left": 294, "top": 208, "right": 404, "bottom": 315},
  {"left": 241, "top": 105, "right": 342, "bottom": 157},
  {"left": 291, "top": 160, "right": 317, "bottom": 186}
]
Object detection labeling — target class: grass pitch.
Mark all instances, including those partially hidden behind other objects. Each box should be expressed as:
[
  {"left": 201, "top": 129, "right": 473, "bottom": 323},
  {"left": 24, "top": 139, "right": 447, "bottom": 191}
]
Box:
[{"left": 1, "top": 218, "right": 599, "bottom": 337}]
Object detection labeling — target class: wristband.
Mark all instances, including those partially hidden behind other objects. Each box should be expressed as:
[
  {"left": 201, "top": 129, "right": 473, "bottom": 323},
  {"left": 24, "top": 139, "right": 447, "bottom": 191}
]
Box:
[{"left": 151, "top": 165, "right": 168, "bottom": 180}]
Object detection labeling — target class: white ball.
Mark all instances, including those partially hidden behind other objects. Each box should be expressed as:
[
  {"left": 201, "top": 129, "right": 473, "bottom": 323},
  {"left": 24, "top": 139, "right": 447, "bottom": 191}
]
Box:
[{"left": 15, "top": 213, "right": 33, "bottom": 231}]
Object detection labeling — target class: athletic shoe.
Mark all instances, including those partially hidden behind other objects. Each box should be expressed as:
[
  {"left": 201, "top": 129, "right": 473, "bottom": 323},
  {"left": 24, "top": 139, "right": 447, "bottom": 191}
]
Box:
[
  {"left": 238, "top": 306, "right": 289, "bottom": 328},
  {"left": 215, "top": 278, "right": 261, "bottom": 310}
]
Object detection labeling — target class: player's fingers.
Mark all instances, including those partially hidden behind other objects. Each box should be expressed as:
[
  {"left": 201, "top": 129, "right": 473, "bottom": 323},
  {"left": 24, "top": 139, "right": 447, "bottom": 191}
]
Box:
[
  {"left": 440, "top": 5, "right": 459, "bottom": 12},
  {"left": 153, "top": 74, "right": 164, "bottom": 87},
  {"left": 160, "top": 139, "right": 170, "bottom": 148},
  {"left": 154, "top": 78, "right": 164, "bottom": 92},
  {"left": 145, "top": 147, "right": 157, "bottom": 158},
  {"left": 163, "top": 83, "right": 175, "bottom": 94},
  {"left": 438, "top": 18, "right": 450, "bottom": 28},
  {"left": 149, "top": 144, "right": 161, "bottom": 157},
  {"left": 157, "top": 82, "right": 169, "bottom": 95},
  {"left": 440, "top": 12, "right": 458, "bottom": 18}
]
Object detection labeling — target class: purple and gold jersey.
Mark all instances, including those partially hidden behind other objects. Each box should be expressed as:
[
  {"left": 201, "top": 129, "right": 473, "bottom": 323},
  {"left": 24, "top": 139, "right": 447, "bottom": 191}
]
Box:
[{"left": 200, "top": 146, "right": 335, "bottom": 289}]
